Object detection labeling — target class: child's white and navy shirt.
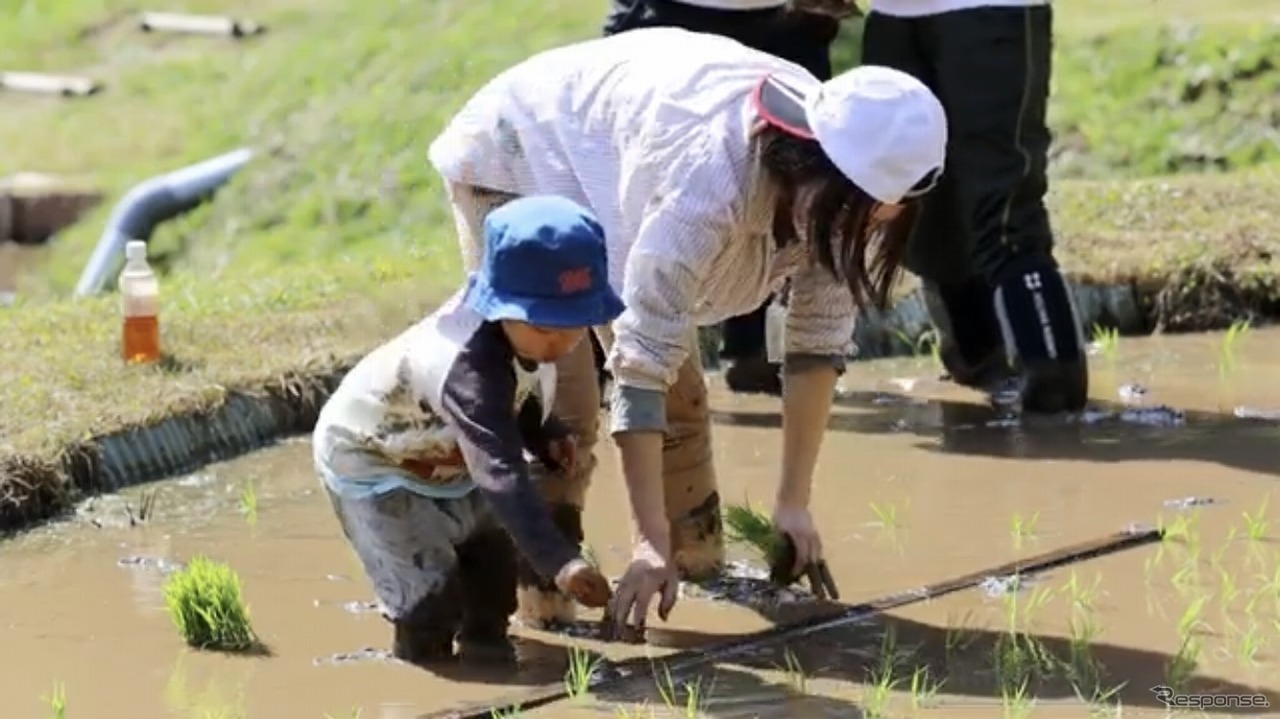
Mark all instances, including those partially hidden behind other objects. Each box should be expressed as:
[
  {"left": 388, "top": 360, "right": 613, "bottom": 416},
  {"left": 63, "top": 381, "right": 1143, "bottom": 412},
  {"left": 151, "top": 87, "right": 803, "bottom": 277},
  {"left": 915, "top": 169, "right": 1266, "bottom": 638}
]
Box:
[{"left": 313, "top": 289, "right": 578, "bottom": 579}]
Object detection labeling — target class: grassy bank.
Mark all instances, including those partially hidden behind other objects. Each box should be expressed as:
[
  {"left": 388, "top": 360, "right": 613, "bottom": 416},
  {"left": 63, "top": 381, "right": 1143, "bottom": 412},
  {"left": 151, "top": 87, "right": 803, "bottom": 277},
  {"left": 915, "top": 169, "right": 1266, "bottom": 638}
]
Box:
[
  {"left": 0, "top": 0, "right": 1277, "bottom": 524},
  {"left": 0, "top": 0, "right": 595, "bottom": 297},
  {"left": 1, "top": 0, "right": 1276, "bottom": 295},
  {"left": 828, "top": 5, "right": 1280, "bottom": 179},
  {"left": 0, "top": 252, "right": 445, "bottom": 527},
  {"left": 3, "top": 166, "right": 1274, "bottom": 461}
]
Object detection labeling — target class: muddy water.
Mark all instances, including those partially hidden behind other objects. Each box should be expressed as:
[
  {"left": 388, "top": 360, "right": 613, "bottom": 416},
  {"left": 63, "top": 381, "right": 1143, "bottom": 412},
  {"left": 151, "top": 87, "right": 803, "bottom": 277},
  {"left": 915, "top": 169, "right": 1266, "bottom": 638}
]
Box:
[{"left": 3, "top": 329, "right": 1280, "bottom": 719}]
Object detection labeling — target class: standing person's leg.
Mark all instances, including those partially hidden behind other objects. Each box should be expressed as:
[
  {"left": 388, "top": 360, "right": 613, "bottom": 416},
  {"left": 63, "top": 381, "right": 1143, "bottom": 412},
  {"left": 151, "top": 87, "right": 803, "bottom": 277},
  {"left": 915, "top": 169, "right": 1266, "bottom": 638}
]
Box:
[
  {"left": 720, "top": 303, "right": 779, "bottom": 395},
  {"left": 770, "top": 9, "right": 840, "bottom": 80},
  {"left": 862, "top": 12, "right": 1016, "bottom": 391},
  {"left": 447, "top": 182, "right": 603, "bottom": 628},
  {"left": 717, "top": 10, "right": 843, "bottom": 396},
  {"left": 604, "top": 0, "right": 779, "bottom": 37},
  {"left": 602, "top": 0, "right": 647, "bottom": 34},
  {"left": 591, "top": 333, "right": 611, "bottom": 404},
  {"left": 722, "top": 11, "right": 841, "bottom": 396},
  {"left": 927, "top": 6, "right": 1087, "bottom": 413},
  {"left": 601, "top": 0, "right": 789, "bottom": 396}
]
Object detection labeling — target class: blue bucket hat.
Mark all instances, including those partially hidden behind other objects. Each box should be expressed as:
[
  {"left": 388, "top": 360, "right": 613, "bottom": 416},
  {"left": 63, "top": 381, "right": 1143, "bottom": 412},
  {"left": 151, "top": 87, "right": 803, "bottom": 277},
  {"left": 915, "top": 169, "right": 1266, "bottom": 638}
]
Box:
[{"left": 464, "top": 195, "right": 626, "bottom": 329}]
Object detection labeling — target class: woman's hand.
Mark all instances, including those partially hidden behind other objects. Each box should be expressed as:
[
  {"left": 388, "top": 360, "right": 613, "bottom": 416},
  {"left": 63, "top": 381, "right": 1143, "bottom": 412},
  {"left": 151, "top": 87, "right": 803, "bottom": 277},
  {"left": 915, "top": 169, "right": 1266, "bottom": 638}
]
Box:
[
  {"left": 773, "top": 362, "right": 841, "bottom": 599},
  {"left": 772, "top": 502, "right": 823, "bottom": 569},
  {"left": 605, "top": 429, "right": 673, "bottom": 640},
  {"left": 604, "top": 539, "right": 679, "bottom": 640},
  {"left": 771, "top": 502, "right": 840, "bottom": 600}
]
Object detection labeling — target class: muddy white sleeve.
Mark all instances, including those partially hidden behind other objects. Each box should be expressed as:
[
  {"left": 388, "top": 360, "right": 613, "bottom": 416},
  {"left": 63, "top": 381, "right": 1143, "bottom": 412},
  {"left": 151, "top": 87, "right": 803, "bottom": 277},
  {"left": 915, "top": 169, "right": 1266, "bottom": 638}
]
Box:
[{"left": 609, "top": 194, "right": 729, "bottom": 392}]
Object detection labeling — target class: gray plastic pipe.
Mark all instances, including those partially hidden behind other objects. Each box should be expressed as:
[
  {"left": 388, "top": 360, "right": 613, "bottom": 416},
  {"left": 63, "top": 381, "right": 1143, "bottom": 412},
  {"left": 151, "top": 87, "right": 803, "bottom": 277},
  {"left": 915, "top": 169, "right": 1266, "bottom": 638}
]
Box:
[{"left": 74, "top": 148, "right": 254, "bottom": 297}]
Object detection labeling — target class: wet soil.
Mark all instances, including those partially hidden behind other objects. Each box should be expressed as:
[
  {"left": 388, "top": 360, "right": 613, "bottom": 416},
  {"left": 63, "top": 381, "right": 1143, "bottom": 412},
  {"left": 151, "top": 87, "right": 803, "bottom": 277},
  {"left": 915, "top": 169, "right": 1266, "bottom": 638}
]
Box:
[{"left": 2, "top": 329, "right": 1279, "bottom": 718}]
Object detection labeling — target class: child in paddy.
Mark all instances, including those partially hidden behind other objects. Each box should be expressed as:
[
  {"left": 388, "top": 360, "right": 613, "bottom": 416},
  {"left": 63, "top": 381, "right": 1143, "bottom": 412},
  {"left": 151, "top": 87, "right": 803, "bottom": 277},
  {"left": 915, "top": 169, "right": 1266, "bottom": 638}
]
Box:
[{"left": 313, "top": 195, "right": 622, "bottom": 665}]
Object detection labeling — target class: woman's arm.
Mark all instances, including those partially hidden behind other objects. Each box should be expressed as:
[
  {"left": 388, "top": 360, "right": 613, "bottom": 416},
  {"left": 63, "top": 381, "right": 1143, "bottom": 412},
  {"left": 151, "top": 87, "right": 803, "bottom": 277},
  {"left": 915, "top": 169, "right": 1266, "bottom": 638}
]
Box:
[
  {"left": 778, "top": 361, "right": 839, "bottom": 507},
  {"left": 609, "top": 206, "right": 729, "bottom": 556},
  {"left": 777, "top": 260, "right": 856, "bottom": 509},
  {"left": 609, "top": 247, "right": 712, "bottom": 554}
]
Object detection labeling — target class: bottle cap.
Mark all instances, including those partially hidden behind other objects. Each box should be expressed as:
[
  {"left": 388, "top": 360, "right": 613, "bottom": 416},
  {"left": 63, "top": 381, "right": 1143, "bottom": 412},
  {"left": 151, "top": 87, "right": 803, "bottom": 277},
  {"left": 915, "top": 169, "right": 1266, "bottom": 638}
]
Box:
[{"left": 125, "top": 240, "right": 148, "bottom": 262}]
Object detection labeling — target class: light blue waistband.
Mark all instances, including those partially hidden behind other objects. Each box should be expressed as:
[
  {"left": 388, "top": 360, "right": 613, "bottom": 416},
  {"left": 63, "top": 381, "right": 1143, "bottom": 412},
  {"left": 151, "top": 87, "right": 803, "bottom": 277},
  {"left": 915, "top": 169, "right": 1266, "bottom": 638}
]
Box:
[{"left": 318, "top": 465, "right": 477, "bottom": 501}]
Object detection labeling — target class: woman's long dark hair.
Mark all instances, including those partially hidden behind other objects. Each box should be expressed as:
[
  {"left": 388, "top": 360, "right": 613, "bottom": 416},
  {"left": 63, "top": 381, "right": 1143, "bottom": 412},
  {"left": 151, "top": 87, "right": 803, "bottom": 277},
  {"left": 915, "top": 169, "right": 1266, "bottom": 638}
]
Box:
[{"left": 757, "top": 124, "right": 920, "bottom": 312}]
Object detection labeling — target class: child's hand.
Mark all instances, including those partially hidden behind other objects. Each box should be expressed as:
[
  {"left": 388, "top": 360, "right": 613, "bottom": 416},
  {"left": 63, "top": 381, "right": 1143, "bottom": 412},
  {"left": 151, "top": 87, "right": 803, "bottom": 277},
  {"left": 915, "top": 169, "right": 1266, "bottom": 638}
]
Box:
[
  {"left": 555, "top": 558, "right": 612, "bottom": 608},
  {"left": 547, "top": 436, "right": 578, "bottom": 474}
]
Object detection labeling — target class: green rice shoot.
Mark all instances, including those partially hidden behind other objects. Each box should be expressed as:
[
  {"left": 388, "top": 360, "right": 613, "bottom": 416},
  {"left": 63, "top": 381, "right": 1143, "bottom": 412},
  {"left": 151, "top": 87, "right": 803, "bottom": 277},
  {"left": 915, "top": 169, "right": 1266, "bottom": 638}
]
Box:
[
  {"left": 163, "top": 556, "right": 259, "bottom": 652},
  {"left": 724, "top": 502, "right": 781, "bottom": 563},
  {"left": 42, "top": 682, "right": 66, "bottom": 719}
]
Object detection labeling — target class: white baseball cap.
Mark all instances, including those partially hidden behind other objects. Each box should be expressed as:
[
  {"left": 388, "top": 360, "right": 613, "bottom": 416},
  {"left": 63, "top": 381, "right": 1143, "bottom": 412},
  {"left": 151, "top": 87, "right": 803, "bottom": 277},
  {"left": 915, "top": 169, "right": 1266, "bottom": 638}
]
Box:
[{"left": 752, "top": 65, "right": 948, "bottom": 204}]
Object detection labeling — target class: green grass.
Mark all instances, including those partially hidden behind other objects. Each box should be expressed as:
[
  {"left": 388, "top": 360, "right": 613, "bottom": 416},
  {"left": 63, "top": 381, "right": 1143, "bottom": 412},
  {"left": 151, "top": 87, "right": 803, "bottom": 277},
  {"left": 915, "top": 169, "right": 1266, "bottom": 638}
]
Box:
[
  {"left": 831, "top": 2, "right": 1280, "bottom": 179},
  {"left": 0, "top": 0, "right": 1275, "bottom": 296},
  {"left": 0, "top": 0, "right": 1276, "bottom": 482},
  {"left": 0, "top": 0, "right": 594, "bottom": 297},
  {"left": 0, "top": 252, "right": 441, "bottom": 458},
  {"left": 163, "top": 555, "right": 259, "bottom": 651},
  {"left": 1048, "top": 23, "right": 1279, "bottom": 178}
]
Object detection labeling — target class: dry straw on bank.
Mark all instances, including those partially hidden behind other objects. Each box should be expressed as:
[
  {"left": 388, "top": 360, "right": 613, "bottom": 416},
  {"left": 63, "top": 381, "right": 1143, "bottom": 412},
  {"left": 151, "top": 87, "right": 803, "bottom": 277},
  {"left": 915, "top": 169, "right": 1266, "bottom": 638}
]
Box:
[{"left": 163, "top": 556, "right": 259, "bottom": 652}]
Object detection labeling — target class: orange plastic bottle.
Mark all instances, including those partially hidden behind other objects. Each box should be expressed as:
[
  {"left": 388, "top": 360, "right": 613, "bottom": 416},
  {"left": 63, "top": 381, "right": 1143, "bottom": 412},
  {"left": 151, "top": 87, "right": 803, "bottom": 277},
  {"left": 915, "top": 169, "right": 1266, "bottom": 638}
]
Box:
[{"left": 119, "top": 240, "right": 161, "bottom": 364}]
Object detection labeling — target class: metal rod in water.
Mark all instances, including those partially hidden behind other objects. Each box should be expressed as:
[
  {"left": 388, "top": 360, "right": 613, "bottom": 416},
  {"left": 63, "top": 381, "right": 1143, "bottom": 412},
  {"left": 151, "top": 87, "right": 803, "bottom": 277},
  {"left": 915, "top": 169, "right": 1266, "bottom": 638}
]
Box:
[
  {"left": 138, "top": 12, "right": 265, "bottom": 37},
  {"left": 427, "top": 526, "right": 1163, "bottom": 719}
]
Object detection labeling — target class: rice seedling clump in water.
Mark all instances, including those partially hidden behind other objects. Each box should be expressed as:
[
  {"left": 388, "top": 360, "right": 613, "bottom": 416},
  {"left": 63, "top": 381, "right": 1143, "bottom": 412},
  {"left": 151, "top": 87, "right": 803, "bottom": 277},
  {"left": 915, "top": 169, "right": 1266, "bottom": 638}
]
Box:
[
  {"left": 163, "top": 556, "right": 258, "bottom": 651},
  {"left": 724, "top": 503, "right": 780, "bottom": 561}
]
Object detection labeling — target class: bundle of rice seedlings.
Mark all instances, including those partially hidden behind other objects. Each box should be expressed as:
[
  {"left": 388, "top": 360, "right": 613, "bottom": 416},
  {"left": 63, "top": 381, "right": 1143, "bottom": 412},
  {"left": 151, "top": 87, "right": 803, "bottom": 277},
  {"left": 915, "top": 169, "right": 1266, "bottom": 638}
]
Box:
[
  {"left": 724, "top": 502, "right": 781, "bottom": 563},
  {"left": 163, "top": 556, "right": 258, "bottom": 651}
]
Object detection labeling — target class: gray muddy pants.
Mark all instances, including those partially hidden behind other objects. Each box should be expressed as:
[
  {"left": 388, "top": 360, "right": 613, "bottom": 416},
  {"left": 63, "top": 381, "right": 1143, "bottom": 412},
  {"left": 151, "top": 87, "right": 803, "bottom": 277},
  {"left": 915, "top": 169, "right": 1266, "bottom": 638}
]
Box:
[{"left": 325, "top": 485, "right": 517, "bottom": 663}]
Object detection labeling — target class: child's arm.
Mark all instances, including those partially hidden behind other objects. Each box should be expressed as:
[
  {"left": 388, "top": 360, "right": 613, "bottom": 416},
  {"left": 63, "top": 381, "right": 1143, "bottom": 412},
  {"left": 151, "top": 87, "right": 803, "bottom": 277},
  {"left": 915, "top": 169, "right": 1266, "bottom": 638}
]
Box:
[{"left": 437, "top": 347, "right": 582, "bottom": 582}]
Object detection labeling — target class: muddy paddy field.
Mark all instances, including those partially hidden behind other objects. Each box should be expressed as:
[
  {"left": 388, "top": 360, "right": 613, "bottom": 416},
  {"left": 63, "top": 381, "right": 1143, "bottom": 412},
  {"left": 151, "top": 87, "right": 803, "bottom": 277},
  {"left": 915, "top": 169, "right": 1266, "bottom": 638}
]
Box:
[{"left": 4, "top": 328, "right": 1280, "bottom": 719}]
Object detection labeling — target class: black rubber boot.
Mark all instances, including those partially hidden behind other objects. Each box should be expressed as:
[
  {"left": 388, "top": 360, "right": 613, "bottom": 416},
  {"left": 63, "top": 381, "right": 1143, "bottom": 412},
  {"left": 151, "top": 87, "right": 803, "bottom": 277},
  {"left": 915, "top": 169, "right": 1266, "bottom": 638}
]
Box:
[
  {"left": 724, "top": 353, "right": 783, "bottom": 396},
  {"left": 456, "top": 527, "right": 519, "bottom": 663},
  {"left": 590, "top": 333, "right": 612, "bottom": 408},
  {"left": 991, "top": 257, "right": 1089, "bottom": 413},
  {"left": 922, "top": 277, "right": 1014, "bottom": 390},
  {"left": 515, "top": 503, "right": 583, "bottom": 630},
  {"left": 391, "top": 574, "right": 464, "bottom": 666}
]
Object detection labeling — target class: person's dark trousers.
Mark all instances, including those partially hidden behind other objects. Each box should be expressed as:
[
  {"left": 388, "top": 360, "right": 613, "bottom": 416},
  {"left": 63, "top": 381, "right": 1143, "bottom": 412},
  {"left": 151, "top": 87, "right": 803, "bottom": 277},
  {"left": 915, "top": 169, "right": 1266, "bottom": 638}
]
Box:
[
  {"left": 601, "top": 0, "right": 840, "bottom": 395},
  {"left": 861, "top": 6, "right": 1087, "bottom": 413},
  {"left": 589, "top": 331, "right": 610, "bottom": 404}
]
